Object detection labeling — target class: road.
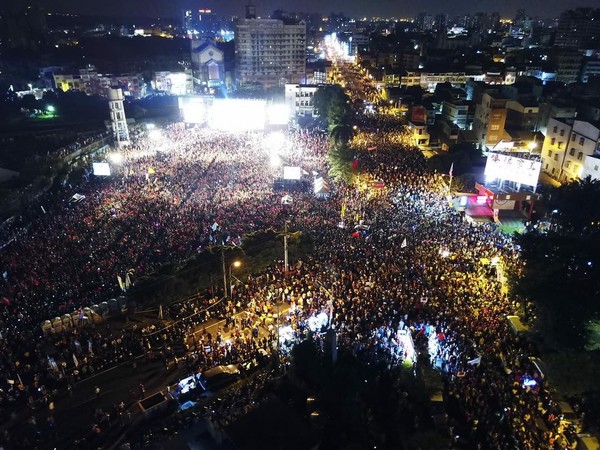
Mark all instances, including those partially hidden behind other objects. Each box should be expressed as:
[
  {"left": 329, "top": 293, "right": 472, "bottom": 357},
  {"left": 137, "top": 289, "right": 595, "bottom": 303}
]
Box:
[{"left": 39, "top": 302, "right": 292, "bottom": 449}]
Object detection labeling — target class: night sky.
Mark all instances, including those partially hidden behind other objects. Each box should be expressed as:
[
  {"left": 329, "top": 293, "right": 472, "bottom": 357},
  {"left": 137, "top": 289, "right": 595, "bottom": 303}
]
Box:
[{"left": 46, "top": 0, "right": 599, "bottom": 20}]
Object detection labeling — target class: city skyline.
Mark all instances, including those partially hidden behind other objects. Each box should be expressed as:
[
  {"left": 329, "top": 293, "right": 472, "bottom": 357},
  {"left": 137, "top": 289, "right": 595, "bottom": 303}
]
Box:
[{"left": 44, "top": 0, "right": 600, "bottom": 20}]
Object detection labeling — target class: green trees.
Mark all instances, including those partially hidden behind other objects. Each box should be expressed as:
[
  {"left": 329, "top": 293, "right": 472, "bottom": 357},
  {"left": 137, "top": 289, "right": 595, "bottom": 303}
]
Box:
[
  {"left": 314, "top": 85, "right": 356, "bottom": 183},
  {"left": 514, "top": 176, "right": 600, "bottom": 351}
]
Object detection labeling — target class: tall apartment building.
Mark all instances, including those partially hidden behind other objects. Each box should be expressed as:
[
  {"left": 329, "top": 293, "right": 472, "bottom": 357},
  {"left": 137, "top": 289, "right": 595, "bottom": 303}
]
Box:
[
  {"left": 541, "top": 118, "right": 600, "bottom": 182},
  {"left": 555, "top": 8, "right": 600, "bottom": 49},
  {"left": 235, "top": 13, "right": 306, "bottom": 88},
  {"left": 473, "top": 92, "right": 509, "bottom": 151},
  {"left": 552, "top": 49, "right": 584, "bottom": 85}
]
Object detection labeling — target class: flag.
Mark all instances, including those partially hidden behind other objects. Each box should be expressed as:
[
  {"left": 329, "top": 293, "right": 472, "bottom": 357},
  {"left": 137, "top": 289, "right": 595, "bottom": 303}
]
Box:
[
  {"left": 125, "top": 273, "right": 132, "bottom": 289},
  {"left": 211, "top": 222, "right": 219, "bottom": 231},
  {"left": 351, "top": 158, "right": 359, "bottom": 171},
  {"left": 148, "top": 167, "right": 156, "bottom": 174},
  {"left": 41, "top": 206, "right": 46, "bottom": 214},
  {"left": 467, "top": 356, "right": 481, "bottom": 366},
  {"left": 401, "top": 238, "right": 407, "bottom": 248},
  {"left": 72, "top": 353, "right": 79, "bottom": 367},
  {"left": 341, "top": 203, "right": 347, "bottom": 218},
  {"left": 117, "top": 275, "right": 125, "bottom": 292},
  {"left": 449, "top": 162, "right": 454, "bottom": 177}
]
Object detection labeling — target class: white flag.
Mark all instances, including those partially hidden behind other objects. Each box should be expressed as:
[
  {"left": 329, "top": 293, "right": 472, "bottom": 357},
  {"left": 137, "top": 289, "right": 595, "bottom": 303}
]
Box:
[
  {"left": 401, "top": 238, "right": 407, "bottom": 248},
  {"left": 449, "top": 162, "right": 454, "bottom": 177},
  {"left": 72, "top": 353, "right": 79, "bottom": 367},
  {"left": 467, "top": 356, "right": 481, "bottom": 366},
  {"left": 117, "top": 275, "right": 125, "bottom": 292}
]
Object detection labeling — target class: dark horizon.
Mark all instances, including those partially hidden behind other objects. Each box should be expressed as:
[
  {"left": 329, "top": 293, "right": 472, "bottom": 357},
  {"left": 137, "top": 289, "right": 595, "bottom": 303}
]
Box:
[{"left": 21, "top": 0, "right": 600, "bottom": 21}]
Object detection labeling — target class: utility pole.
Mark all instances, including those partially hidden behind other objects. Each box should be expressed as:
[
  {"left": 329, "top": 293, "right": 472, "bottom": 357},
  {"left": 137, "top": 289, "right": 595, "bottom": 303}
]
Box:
[
  {"left": 283, "top": 221, "right": 289, "bottom": 275},
  {"left": 221, "top": 248, "right": 227, "bottom": 298}
]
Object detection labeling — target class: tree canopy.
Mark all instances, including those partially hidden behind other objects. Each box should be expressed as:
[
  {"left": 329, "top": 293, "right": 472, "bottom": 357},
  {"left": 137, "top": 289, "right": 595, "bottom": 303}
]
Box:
[{"left": 514, "top": 176, "right": 600, "bottom": 350}]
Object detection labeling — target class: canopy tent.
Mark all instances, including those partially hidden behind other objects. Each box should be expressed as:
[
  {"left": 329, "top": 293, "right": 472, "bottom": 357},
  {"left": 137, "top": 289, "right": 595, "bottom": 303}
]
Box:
[{"left": 313, "top": 177, "right": 330, "bottom": 198}]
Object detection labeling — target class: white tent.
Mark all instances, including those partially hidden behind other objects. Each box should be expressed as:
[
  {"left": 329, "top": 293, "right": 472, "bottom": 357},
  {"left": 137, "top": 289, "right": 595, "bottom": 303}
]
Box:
[{"left": 313, "top": 177, "right": 330, "bottom": 198}]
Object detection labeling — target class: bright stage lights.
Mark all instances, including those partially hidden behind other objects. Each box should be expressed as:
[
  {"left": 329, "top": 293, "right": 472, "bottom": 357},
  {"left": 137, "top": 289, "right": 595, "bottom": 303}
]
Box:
[
  {"left": 267, "top": 104, "right": 289, "bottom": 125},
  {"left": 148, "top": 129, "right": 162, "bottom": 140},
  {"left": 209, "top": 99, "right": 267, "bottom": 131},
  {"left": 270, "top": 154, "right": 282, "bottom": 167},
  {"left": 109, "top": 153, "right": 124, "bottom": 164}
]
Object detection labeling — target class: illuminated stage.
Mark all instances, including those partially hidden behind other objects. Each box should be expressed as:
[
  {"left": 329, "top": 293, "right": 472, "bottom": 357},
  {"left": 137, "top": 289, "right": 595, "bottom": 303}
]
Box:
[{"left": 178, "top": 96, "right": 288, "bottom": 130}]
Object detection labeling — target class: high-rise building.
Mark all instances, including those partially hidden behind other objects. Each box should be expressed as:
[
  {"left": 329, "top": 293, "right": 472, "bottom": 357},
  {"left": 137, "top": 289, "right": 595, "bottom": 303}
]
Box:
[
  {"left": 555, "top": 8, "right": 600, "bottom": 49},
  {"left": 235, "top": 11, "right": 306, "bottom": 88}
]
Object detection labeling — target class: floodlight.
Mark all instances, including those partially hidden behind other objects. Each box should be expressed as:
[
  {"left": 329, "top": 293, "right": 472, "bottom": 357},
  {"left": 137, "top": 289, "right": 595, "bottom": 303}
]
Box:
[
  {"left": 109, "top": 153, "right": 124, "bottom": 164},
  {"left": 270, "top": 154, "right": 282, "bottom": 167},
  {"left": 148, "top": 129, "right": 162, "bottom": 140}
]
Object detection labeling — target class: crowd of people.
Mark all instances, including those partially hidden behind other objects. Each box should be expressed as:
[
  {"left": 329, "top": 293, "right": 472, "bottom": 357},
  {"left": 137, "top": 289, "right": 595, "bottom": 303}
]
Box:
[{"left": 0, "top": 115, "right": 577, "bottom": 449}]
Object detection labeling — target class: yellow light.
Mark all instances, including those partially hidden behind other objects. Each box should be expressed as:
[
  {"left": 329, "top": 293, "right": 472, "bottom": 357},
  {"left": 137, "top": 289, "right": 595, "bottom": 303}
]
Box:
[{"left": 233, "top": 261, "right": 241, "bottom": 268}]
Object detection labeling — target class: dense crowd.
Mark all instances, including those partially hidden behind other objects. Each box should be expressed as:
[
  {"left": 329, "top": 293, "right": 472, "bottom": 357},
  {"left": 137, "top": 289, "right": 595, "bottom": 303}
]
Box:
[{"left": 0, "top": 119, "right": 577, "bottom": 449}]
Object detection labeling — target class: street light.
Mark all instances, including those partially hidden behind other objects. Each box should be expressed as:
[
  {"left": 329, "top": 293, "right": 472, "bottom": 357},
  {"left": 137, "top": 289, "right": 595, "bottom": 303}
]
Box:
[{"left": 228, "top": 260, "right": 241, "bottom": 298}]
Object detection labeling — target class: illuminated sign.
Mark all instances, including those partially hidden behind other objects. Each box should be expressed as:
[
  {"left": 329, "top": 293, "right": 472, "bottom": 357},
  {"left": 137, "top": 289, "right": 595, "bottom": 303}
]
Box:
[
  {"left": 92, "top": 163, "right": 111, "bottom": 176},
  {"left": 484, "top": 153, "right": 541, "bottom": 187}
]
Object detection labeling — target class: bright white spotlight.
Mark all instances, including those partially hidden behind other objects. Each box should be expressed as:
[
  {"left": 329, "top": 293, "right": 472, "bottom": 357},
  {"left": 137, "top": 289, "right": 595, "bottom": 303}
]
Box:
[
  {"left": 146, "top": 123, "right": 155, "bottom": 130},
  {"left": 267, "top": 104, "right": 289, "bottom": 125},
  {"left": 270, "top": 154, "right": 282, "bottom": 167},
  {"left": 440, "top": 249, "right": 450, "bottom": 258},
  {"left": 148, "top": 129, "right": 162, "bottom": 140},
  {"left": 266, "top": 132, "right": 285, "bottom": 149},
  {"left": 109, "top": 153, "right": 124, "bottom": 164}
]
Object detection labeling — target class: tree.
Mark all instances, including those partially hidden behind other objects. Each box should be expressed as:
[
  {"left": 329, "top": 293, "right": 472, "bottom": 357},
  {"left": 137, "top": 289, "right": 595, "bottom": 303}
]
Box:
[
  {"left": 548, "top": 176, "right": 600, "bottom": 235},
  {"left": 514, "top": 177, "right": 600, "bottom": 350},
  {"left": 313, "top": 84, "right": 351, "bottom": 130},
  {"left": 328, "top": 144, "right": 356, "bottom": 183},
  {"left": 329, "top": 123, "right": 354, "bottom": 146}
]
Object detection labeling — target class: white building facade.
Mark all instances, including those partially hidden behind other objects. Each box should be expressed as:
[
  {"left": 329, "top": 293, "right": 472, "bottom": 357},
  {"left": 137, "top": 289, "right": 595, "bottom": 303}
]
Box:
[{"left": 235, "top": 18, "right": 306, "bottom": 88}]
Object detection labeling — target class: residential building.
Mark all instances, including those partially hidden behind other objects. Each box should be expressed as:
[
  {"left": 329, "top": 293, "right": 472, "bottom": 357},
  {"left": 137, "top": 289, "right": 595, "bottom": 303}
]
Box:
[
  {"left": 562, "top": 120, "right": 600, "bottom": 181},
  {"left": 506, "top": 99, "right": 540, "bottom": 131},
  {"left": 552, "top": 49, "right": 584, "bottom": 85},
  {"left": 541, "top": 118, "right": 600, "bottom": 182},
  {"left": 582, "top": 154, "right": 600, "bottom": 180},
  {"left": 350, "top": 33, "right": 369, "bottom": 54},
  {"left": 153, "top": 71, "right": 193, "bottom": 95},
  {"left": 555, "top": 8, "right": 600, "bottom": 49},
  {"left": 53, "top": 67, "right": 145, "bottom": 99},
  {"left": 541, "top": 117, "right": 572, "bottom": 179},
  {"left": 581, "top": 59, "right": 600, "bottom": 83},
  {"left": 538, "top": 100, "right": 577, "bottom": 135},
  {"left": 399, "top": 72, "right": 466, "bottom": 91},
  {"left": 408, "top": 105, "right": 430, "bottom": 147},
  {"left": 235, "top": 15, "right": 306, "bottom": 88},
  {"left": 442, "top": 100, "right": 474, "bottom": 130},
  {"left": 284, "top": 84, "right": 319, "bottom": 118},
  {"left": 473, "top": 92, "right": 509, "bottom": 151}
]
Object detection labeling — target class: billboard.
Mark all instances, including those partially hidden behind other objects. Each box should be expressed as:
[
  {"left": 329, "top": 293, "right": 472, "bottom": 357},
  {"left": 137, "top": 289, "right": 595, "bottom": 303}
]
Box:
[
  {"left": 411, "top": 105, "right": 427, "bottom": 124},
  {"left": 484, "top": 153, "right": 541, "bottom": 187},
  {"left": 93, "top": 163, "right": 111, "bottom": 176}
]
